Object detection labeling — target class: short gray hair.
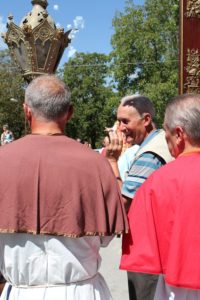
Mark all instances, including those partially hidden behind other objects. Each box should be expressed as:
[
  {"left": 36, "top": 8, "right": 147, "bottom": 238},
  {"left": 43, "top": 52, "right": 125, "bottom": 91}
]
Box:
[
  {"left": 165, "top": 94, "right": 200, "bottom": 143},
  {"left": 25, "top": 75, "right": 71, "bottom": 120},
  {"left": 121, "top": 95, "right": 155, "bottom": 119}
]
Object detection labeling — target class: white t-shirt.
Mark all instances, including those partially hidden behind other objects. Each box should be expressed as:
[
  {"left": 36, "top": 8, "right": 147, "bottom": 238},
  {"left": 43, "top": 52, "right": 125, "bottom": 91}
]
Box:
[{"left": 117, "top": 145, "right": 139, "bottom": 181}]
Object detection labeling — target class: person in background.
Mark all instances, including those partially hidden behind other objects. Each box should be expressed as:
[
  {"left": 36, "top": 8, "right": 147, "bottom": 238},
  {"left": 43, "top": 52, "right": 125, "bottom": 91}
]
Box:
[
  {"left": 1, "top": 124, "right": 14, "bottom": 145},
  {"left": 105, "top": 95, "right": 172, "bottom": 300},
  {"left": 117, "top": 136, "right": 139, "bottom": 182},
  {"left": 117, "top": 98, "right": 140, "bottom": 181},
  {"left": 0, "top": 75, "right": 128, "bottom": 300},
  {"left": 120, "top": 93, "right": 200, "bottom": 300}
]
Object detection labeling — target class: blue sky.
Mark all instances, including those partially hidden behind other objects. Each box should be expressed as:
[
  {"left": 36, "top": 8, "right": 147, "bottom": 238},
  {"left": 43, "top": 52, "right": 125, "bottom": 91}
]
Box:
[{"left": 0, "top": 0, "right": 144, "bottom": 66}]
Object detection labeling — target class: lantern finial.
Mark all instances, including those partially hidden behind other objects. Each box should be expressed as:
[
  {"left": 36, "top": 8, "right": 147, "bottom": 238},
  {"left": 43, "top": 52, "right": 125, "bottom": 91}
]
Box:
[{"left": 31, "top": 0, "right": 48, "bottom": 9}]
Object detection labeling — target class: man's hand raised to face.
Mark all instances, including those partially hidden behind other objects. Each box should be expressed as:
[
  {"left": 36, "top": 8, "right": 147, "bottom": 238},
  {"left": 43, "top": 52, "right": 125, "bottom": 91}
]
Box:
[{"left": 104, "top": 130, "right": 123, "bottom": 162}]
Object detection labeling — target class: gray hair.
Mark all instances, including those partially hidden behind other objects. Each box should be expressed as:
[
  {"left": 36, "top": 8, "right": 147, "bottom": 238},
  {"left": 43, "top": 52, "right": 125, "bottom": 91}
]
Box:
[
  {"left": 121, "top": 95, "right": 155, "bottom": 119},
  {"left": 165, "top": 94, "right": 200, "bottom": 143},
  {"left": 25, "top": 75, "right": 71, "bottom": 120}
]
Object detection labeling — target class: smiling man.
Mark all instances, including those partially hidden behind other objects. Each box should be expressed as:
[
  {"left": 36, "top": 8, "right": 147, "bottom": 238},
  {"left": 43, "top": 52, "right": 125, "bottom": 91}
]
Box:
[
  {"left": 105, "top": 95, "right": 172, "bottom": 300},
  {"left": 106, "top": 95, "right": 172, "bottom": 211}
]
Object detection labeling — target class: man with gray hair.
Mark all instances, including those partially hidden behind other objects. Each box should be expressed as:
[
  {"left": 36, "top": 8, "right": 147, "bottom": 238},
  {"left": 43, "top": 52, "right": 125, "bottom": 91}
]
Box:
[
  {"left": 120, "top": 93, "right": 200, "bottom": 299},
  {"left": 0, "top": 75, "right": 128, "bottom": 300},
  {"left": 105, "top": 95, "right": 172, "bottom": 300}
]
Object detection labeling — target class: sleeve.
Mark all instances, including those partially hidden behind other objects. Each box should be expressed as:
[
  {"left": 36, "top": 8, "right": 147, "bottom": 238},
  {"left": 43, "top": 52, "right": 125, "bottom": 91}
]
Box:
[
  {"left": 121, "top": 152, "right": 164, "bottom": 199},
  {"left": 120, "top": 176, "right": 162, "bottom": 274}
]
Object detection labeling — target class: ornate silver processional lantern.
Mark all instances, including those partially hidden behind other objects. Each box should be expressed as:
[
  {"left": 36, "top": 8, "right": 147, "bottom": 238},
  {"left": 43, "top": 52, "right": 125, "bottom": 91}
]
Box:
[{"left": 2, "top": 0, "right": 71, "bottom": 82}]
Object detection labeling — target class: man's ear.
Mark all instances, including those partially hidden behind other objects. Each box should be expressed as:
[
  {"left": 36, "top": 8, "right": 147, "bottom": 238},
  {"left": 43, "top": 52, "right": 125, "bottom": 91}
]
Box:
[
  {"left": 66, "top": 104, "right": 74, "bottom": 122},
  {"left": 143, "top": 113, "right": 152, "bottom": 127},
  {"left": 175, "top": 126, "right": 184, "bottom": 145},
  {"left": 23, "top": 103, "right": 32, "bottom": 121}
]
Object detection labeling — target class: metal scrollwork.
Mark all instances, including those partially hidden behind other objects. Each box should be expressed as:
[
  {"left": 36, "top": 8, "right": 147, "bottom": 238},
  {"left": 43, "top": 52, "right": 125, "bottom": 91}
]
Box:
[
  {"left": 186, "top": 0, "right": 200, "bottom": 18},
  {"left": 2, "top": 0, "right": 71, "bottom": 82},
  {"left": 184, "top": 49, "right": 200, "bottom": 93}
]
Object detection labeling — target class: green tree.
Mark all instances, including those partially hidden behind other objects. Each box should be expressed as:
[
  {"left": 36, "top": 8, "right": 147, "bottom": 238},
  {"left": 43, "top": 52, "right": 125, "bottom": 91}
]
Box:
[
  {"left": 110, "top": 0, "right": 179, "bottom": 125},
  {"left": 0, "top": 50, "right": 26, "bottom": 139},
  {"left": 63, "top": 52, "right": 119, "bottom": 148}
]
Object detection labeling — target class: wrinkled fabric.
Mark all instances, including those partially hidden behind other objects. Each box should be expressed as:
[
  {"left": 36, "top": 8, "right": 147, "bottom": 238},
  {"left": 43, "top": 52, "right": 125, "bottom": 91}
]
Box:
[
  {"left": 120, "top": 153, "right": 200, "bottom": 290},
  {"left": 155, "top": 275, "right": 200, "bottom": 300},
  {"left": 0, "top": 233, "right": 113, "bottom": 300},
  {"left": 0, "top": 135, "right": 128, "bottom": 237}
]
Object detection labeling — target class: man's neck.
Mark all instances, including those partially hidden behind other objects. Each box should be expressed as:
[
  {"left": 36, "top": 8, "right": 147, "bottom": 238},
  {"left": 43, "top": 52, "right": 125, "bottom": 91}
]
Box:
[
  {"left": 31, "top": 120, "right": 64, "bottom": 136},
  {"left": 181, "top": 143, "right": 200, "bottom": 155},
  {"left": 139, "top": 127, "right": 157, "bottom": 145}
]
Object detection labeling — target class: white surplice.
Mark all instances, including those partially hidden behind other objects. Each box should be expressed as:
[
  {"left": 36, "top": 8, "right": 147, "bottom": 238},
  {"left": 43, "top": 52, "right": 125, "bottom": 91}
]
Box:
[{"left": 0, "top": 233, "right": 113, "bottom": 300}]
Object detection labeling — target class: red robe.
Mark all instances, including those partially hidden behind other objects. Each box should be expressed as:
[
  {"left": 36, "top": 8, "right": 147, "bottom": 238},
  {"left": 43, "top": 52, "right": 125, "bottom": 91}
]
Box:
[{"left": 120, "top": 152, "right": 200, "bottom": 290}]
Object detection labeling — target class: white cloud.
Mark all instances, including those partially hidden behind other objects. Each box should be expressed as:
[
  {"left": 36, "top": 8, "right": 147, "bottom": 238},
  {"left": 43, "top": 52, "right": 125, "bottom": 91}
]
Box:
[
  {"left": 53, "top": 4, "right": 59, "bottom": 10},
  {"left": 0, "top": 16, "right": 7, "bottom": 49},
  {"left": 67, "top": 24, "right": 72, "bottom": 30},
  {"left": 64, "top": 17, "right": 85, "bottom": 58},
  {"left": 73, "top": 16, "right": 85, "bottom": 30},
  {"left": 69, "top": 29, "right": 77, "bottom": 40},
  {"left": 66, "top": 16, "right": 84, "bottom": 41},
  {"left": 56, "top": 22, "right": 61, "bottom": 28},
  {"left": 67, "top": 45, "right": 76, "bottom": 58}
]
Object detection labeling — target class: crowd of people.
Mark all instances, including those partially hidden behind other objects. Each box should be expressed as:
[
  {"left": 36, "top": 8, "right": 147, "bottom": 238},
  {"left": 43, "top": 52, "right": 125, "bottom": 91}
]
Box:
[{"left": 0, "top": 74, "right": 199, "bottom": 300}]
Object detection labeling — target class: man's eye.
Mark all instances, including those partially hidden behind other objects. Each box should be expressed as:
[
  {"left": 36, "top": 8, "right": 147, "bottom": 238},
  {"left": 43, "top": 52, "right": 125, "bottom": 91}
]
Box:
[{"left": 121, "top": 120, "right": 129, "bottom": 125}]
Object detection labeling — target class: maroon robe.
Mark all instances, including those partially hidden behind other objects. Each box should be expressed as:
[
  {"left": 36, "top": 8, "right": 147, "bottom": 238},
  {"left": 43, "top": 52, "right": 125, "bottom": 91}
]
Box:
[{"left": 0, "top": 135, "right": 128, "bottom": 237}]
